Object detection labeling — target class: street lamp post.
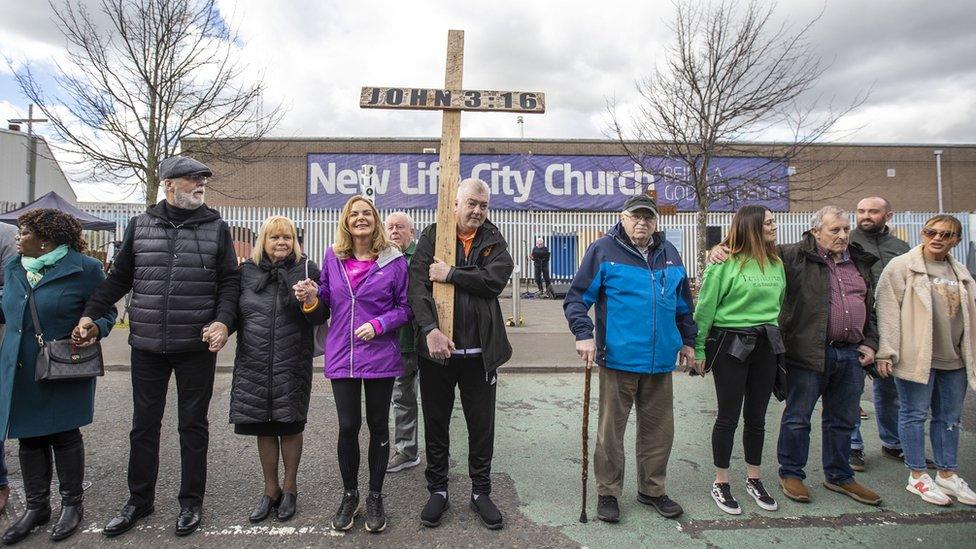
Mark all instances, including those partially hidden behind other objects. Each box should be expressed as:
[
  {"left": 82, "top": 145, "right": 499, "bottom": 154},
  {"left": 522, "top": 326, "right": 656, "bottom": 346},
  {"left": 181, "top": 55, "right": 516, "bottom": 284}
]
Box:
[{"left": 934, "top": 149, "right": 944, "bottom": 213}]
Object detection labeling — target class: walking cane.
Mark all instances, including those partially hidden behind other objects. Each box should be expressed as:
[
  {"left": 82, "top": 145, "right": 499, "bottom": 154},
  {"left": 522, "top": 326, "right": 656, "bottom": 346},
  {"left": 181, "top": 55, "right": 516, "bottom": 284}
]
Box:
[{"left": 579, "top": 359, "right": 593, "bottom": 523}]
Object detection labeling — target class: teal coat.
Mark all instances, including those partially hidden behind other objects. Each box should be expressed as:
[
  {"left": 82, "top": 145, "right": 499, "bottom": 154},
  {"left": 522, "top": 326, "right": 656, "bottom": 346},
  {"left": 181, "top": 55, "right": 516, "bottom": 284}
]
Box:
[{"left": 0, "top": 250, "right": 117, "bottom": 439}]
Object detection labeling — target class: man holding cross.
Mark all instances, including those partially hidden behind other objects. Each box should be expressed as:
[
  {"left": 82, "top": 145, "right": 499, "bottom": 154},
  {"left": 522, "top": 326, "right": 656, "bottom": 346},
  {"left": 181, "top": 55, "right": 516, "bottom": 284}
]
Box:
[{"left": 408, "top": 178, "right": 514, "bottom": 530}]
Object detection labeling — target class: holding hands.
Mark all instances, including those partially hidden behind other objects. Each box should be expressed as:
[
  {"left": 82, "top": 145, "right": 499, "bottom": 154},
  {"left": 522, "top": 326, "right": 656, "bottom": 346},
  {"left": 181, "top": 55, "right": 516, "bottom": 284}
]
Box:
[
  {"left": 201, "top": 321, "right": 229, "bottom": 353},
  {"left": 293, "top": 278, "right": 319, "bottom": 305},
  {"left": 71, "top": 316, "right": 100, "bottom": 347}
]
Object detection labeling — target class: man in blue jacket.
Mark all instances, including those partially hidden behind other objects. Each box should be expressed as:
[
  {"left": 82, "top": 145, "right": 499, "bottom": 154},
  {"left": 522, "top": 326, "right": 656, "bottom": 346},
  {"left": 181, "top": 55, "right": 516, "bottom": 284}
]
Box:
[{"left": 564, "top": 194, "right": 697, "bottom": 524}]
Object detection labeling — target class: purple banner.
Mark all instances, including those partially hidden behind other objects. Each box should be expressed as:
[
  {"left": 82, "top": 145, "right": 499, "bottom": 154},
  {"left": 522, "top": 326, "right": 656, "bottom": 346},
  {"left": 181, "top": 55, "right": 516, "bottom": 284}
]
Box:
[{"left": 307, "top": 153, "right": 789, "bottom": 211}]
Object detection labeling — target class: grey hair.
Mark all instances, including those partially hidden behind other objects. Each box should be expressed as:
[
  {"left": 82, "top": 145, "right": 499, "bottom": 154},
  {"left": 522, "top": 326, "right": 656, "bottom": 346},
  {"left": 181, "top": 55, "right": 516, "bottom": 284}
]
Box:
[
  {"left": 456, "top": 178, "right": 491, "bottom": 200},
  {"left": 385, "top": 211, "right": 415, "bottom": 229},
  {"left": 810, "top": 206, "right": 848, "bottom": 230}
]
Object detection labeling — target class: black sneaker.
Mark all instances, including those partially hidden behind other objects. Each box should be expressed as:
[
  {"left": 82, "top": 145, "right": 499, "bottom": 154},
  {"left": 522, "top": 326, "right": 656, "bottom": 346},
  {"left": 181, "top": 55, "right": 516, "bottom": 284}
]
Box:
[
  {"left": 745, "top": 478, "right": 778, "bottom": 511},
  {"left": 331, "top": 490, "right": 359, "bottom": 531},
  {"left": 470, "top": 494, "right": 503, "bottom": 530},
  {"left": 850, "top": 449, "right": 866, "bottom": 472},
  {"left": 364, "top": 491, "right": 386, "bottom": 533},
  {"left": 596, "top": 495, "right": 619, "bottom": 523},
  {"left": 420, "top": 493, "right": 449, "bottom": 528},
  {"left": 637, "top": 492, "right": 683, "bottom": 518},
  {"left": 881, "top": 446, "right": 904, "bottom": 461},
  {"left": 710, "top": 483, "right": 741, "bottom": 515}
]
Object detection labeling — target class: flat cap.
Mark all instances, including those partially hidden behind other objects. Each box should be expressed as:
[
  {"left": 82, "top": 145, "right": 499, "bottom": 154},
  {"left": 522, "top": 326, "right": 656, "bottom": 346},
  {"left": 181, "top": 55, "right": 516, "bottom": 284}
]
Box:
[
  {"left": 622, "top": 194, "right": 659, "bottom": 217},
  {"left": 158, "top": 156, "right": 212, "bottom": 181}
]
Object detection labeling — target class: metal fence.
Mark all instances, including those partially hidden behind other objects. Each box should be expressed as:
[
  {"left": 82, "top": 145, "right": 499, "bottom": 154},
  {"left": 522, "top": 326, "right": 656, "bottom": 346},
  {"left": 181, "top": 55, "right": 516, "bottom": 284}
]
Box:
[{"left": 75, "top": 203, "right": 973, "bottom": 280}]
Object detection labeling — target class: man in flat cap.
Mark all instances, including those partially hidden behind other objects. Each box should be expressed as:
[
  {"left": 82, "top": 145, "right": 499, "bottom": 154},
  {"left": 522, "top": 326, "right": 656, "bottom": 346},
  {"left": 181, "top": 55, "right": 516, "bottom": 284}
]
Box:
[
  {"left": 75, "top": 156, "right": 240, "bottom": 537},
  {"left": 564, "top": 194, "right": 697, "bottom": 524}
]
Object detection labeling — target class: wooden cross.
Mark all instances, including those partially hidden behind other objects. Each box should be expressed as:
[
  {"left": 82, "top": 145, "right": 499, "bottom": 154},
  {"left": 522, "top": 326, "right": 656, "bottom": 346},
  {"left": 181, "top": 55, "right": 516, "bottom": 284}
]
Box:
[{"left": 360, "top": 29, "right": 545, "bottom": 341}]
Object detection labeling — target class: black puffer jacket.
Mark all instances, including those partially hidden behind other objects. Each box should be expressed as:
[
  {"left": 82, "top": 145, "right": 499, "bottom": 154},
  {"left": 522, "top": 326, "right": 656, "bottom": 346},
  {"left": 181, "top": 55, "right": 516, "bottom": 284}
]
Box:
[{"left": 230, "top": 255, "right": 327, "bottom": 425}]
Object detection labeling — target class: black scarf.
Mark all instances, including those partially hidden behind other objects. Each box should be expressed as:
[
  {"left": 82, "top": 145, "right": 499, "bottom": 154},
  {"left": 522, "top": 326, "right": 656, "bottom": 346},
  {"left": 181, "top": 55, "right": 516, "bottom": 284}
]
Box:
[{"left": 255, "top": 253, "right": 297, "bottom": 309}]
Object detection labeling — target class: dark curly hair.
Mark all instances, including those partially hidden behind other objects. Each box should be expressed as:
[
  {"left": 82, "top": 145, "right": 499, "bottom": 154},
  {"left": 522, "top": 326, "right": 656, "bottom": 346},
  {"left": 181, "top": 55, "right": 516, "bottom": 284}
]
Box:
[{"left": 17, "top": 209, "right": 87, "bottom": 252}]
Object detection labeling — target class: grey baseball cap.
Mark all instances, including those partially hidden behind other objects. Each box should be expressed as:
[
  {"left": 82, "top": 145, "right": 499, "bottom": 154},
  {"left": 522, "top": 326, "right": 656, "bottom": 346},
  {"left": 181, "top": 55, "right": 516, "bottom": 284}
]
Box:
[
  {"left": 622, "top": 194, "right": 659, "bottom": 217},
  {"left": 158, "top": 156, "right": 213, "bottom": 181}
]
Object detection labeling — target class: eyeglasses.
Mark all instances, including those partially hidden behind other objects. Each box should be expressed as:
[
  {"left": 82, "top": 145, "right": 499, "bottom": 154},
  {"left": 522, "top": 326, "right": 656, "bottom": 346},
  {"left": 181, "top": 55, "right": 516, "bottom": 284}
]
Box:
[
  {"left": 921, "top": 227, "right": 959, "bottom": 240},
  {"left": 185, "top": 174, "right": 209, "bottom": 183},
  {"left": 624, "top": 212, "right": 657, "bottom": 224}
]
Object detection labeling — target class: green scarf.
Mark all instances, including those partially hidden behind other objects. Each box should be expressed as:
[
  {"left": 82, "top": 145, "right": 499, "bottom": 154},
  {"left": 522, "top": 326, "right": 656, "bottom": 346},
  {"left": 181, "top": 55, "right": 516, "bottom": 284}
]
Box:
[{"left": 21, "top": 244, "right": 69, "bottom": 287}]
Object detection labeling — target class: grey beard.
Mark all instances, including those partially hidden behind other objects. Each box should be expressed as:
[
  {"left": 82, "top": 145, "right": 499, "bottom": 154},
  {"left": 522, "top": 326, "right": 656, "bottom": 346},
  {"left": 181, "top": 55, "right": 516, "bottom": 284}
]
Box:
[{"left": 173, "top": 189, "right": 204, "bottom": 209}]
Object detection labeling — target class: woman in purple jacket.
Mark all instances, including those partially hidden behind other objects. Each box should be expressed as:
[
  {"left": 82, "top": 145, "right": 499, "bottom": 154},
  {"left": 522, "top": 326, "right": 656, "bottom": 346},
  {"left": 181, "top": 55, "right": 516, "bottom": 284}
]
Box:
[{"left": 294, "top": 196, "right": 411, "bottom": 534}]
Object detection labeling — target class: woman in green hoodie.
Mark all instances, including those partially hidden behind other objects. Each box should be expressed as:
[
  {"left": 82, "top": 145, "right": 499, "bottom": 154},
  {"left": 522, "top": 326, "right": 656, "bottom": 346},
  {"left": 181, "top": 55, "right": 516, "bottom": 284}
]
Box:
[{"left": 693, "top": 205, "right": 786, "bottom": 516}]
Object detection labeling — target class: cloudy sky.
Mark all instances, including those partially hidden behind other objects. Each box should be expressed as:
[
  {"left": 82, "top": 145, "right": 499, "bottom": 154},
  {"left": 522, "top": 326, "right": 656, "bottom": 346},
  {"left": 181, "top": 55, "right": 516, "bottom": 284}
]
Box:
[{"left": 1, "top": 0, "right": 974, "bottom": 201}]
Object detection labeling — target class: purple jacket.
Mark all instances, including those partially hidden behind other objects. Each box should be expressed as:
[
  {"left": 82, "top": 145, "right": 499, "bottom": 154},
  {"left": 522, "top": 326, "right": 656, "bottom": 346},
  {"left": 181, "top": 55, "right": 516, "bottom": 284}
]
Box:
[{"left": 319, "top": 244, "right": 412, "bottom": 379}]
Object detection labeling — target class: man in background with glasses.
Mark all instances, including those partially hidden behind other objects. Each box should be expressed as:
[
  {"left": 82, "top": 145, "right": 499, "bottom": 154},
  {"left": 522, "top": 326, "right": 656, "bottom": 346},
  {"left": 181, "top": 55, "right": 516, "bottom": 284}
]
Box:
[{"left": 564, "top": 194, "right": 697, "bottom": 524}]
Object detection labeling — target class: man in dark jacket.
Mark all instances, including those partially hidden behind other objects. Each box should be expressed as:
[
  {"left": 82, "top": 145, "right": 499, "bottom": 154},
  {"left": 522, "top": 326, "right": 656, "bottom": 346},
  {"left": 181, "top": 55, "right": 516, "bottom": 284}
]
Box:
[
  {"left": 384, "top": 212, "right": 422, "bottom": 474},
  {"left": 76, "top": 156, "right": 240, "bottom": 537},
  {"left": 848, "top": 196, "right": 911, "bottom": 472},
  {"left": 408, "top": 178, "right": 513, "bottom": 530},
  {"left": 529, "top": 237, "right": 552, "bottom": 297},
  {"left": 775, "top": 206, "right": 882, "bottom": 507}
]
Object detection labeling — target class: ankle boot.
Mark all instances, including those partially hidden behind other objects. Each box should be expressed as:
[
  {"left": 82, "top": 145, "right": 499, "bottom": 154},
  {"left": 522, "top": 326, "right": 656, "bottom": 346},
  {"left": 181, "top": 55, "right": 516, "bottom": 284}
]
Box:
[
  {"left": 2, "top": 445, "right": 52, "bottom": 545},
  {"left": 51, "top": 437, "right": 85, "bottom": 542}
]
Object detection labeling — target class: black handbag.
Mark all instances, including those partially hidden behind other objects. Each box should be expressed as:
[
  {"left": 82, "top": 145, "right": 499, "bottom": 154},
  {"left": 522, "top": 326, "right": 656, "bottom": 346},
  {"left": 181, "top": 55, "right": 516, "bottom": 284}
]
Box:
[
  {"left": 27, "top": 286, "right": 104, "bottom": 382},
  {"left": 772, "top": 357, "right": 788, "bottom": 402}
]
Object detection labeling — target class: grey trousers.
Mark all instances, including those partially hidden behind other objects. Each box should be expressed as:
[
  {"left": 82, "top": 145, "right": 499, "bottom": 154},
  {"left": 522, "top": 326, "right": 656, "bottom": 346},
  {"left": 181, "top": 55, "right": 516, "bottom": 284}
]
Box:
[{"left": 392, "top": 352, "right": 420, "bottom": 459}]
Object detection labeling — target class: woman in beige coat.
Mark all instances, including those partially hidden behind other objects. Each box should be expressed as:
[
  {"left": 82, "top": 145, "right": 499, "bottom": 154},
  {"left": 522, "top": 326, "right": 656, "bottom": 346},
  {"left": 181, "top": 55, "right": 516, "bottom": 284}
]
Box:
[{"left": 875, "top": 214, "right": 976, "bottom": 507}]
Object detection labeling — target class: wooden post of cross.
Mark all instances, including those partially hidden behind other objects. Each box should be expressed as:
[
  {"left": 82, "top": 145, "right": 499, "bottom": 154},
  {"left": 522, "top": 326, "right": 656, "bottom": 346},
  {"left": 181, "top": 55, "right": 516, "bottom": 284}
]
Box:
[{"left": 360, "top": 29, "right": 545, "bottom": 341}]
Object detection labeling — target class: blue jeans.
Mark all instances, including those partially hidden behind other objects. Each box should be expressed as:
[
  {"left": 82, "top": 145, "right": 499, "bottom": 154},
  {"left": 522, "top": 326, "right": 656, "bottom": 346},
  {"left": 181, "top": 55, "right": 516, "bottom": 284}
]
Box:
[
  {"left": 895, "top": 368, "right": 967, "bottom": 471},
  {"left": 850, "top": 373, "right": 902, "bottom": 451},
  {"left": 778, "top": 346, "right": 864, "bottom": 485}
]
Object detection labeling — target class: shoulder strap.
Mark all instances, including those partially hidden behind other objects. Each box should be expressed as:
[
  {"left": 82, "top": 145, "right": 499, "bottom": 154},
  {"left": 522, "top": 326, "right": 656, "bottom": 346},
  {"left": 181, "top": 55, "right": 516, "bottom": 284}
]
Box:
[{"left": 26, "top": 285, "right": 45, "bottom": 345}]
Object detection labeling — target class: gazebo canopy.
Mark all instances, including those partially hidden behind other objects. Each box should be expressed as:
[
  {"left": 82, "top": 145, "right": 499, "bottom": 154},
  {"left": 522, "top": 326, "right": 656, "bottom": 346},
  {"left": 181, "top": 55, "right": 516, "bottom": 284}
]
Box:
[{"left": 0, "top": 191, "right": 116, "bottom": 231}]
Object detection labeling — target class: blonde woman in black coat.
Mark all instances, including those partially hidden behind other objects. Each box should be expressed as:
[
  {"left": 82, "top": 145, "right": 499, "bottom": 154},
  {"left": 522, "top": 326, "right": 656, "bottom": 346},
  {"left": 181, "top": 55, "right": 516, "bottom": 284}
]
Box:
[{"left": 230, "top": 216, "right": 326, "bottom": 523}]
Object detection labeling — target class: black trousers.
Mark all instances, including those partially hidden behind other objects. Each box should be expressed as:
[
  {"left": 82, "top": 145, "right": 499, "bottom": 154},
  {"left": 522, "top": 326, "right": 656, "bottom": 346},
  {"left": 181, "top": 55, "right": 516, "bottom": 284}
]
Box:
[
  {"left": 534, "top": 265, "right": 551, "bottom": 289},
  {"left": 19, "top": 429, "right": 84, "bottom": 508},
  {"left": 708, "top": 330, "right": 778, "bottom": 469},
  {"left": 419, "top": 355, "right": 497, "bottom": 495},
  {"left": 128, "top": 348, "right": 216, "bottom": 508},
  {"left": 330, "top": 377, "right": 395, "bottom": 493}
]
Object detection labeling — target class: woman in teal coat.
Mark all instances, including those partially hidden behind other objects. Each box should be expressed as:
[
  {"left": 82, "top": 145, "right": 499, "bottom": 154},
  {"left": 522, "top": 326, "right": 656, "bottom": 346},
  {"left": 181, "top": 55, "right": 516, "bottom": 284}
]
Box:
[{"left": 0, "top": 209, "right": 116, "bottom": 544}]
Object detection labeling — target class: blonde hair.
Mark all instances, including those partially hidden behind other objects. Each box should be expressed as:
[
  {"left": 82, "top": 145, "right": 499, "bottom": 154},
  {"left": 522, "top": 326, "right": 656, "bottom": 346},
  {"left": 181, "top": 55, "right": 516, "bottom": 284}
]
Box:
[
  {"left": 253, "top": 215, "right": 301, "bottom": 264},
  {"left": 333, "top": 196, "right": 389, "bottom": 259}
]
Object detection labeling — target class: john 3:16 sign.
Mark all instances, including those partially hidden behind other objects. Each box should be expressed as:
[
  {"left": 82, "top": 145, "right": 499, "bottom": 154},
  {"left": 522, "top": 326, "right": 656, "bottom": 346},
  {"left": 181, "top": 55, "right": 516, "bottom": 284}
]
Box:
[{"left": 360, "top": 86, "right": 546, "bottom": 113}]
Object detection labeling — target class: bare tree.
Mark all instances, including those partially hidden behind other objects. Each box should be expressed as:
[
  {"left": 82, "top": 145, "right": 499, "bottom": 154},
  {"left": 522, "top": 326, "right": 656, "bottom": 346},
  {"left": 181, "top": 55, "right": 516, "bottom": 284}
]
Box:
[
  {"left": 607, "top": 0, "right": 866, "bottom": 277},
  {"left": 13, "top": 0, "right": 283, "bottom": 205}
]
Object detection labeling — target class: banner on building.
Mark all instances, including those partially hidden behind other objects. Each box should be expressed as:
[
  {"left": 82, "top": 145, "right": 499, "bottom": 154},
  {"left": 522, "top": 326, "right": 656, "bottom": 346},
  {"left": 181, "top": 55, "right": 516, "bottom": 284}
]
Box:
[{"left": 307, "top": 153, "right": 788, "bottom": 211}]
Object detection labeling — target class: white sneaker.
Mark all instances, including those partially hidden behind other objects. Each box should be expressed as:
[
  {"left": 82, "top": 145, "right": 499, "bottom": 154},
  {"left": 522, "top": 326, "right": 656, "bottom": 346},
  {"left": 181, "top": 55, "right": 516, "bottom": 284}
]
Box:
[
  {"left": 906, "top": 473, "right": 952, "bottom": 506},
  {"left": 935, "top": 474, "right": 976, "bottom": 506}
]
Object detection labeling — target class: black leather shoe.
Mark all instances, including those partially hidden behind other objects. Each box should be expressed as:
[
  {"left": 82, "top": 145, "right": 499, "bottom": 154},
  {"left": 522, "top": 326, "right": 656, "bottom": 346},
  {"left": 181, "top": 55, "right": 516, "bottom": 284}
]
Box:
[
  {"left": 102, "top": 504, "right": 154, "bottom": 538},
  {"left": 2, "top": 507, "right": 52, "bottom": 545},
  {"left": 419, "top": 492, "right": 449, "bottom": 528},
  {"left": 51, "top": 503, "right": 83, "bottom": 542},
  {"left": 175, "top": 506, "right": 202, "bottom": 537},
  {"left": 249, "top": 495, "right": 281, "bottom": 523},
  {"left": 276, "top": 493, "right": 297, "bottom": 522}
]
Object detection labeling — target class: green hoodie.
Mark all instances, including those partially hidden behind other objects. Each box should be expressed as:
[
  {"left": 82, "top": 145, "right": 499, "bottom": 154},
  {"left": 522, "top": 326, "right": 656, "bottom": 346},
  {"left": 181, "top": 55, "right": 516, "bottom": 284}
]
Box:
[
  {"left": 398, "top": 240, "right": 418, "bottom": 354},
  {"left": 693, "top": 255, "right": 786, "bottom": 360}
]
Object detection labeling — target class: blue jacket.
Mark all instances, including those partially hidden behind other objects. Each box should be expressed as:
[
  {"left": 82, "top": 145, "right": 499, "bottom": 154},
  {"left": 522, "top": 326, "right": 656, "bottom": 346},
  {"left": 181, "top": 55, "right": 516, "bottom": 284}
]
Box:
[
  {"left": 563, "top": 223, "right": 696, "bottom": 374},
  {"left": 0, "top": 250, "right": 117, "bottom": 439}
]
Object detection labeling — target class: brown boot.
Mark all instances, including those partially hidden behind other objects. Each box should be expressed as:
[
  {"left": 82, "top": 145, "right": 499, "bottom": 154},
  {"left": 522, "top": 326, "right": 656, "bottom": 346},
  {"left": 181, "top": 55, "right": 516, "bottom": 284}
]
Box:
[
  {"left": 779, "top": 477, "right": 810, "bottom": 503},
  {"left": 822, "top": 480, "right": 882, "bottom": 506}
]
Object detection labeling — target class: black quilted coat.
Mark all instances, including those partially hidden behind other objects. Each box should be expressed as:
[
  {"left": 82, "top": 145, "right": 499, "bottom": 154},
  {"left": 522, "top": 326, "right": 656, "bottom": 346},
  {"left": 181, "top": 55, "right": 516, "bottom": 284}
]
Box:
[{"left": 230, "top": 254, "right": 327, "bottom": 425}]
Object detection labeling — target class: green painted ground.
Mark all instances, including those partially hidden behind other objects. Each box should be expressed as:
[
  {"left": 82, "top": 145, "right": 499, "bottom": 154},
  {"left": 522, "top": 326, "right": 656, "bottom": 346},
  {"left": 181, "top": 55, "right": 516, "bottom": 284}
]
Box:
[{"left": 478, "top": 372, "right": 976, "bottom": 548}]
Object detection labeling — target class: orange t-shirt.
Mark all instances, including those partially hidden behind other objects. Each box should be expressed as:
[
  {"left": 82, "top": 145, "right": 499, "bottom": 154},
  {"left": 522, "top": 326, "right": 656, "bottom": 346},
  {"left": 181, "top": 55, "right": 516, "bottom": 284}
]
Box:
[{"left": 458, "top": 229, "right": 476, "bottom": 260}]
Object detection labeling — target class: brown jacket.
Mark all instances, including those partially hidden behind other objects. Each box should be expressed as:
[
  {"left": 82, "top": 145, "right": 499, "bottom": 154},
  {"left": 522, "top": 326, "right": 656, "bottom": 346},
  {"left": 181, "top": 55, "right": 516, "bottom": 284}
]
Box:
[{"left": 875, "top": 245, "right": 976, "bottom": 390}]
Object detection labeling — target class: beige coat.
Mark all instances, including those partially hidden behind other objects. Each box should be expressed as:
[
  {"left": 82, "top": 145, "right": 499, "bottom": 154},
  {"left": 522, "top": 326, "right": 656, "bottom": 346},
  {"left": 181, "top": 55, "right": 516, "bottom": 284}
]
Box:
[{"left": 875, "top": 245, "right": 976, "bottom": 390}]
